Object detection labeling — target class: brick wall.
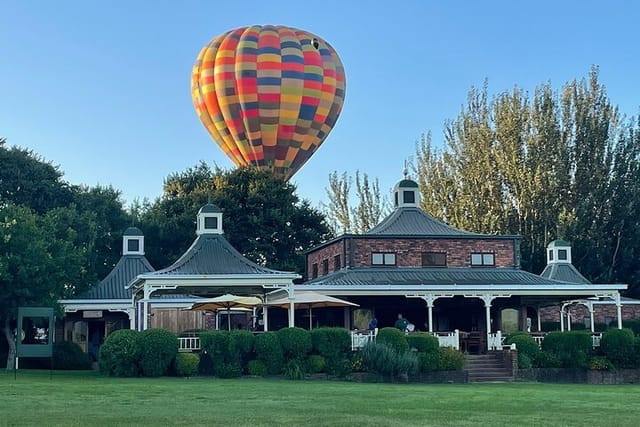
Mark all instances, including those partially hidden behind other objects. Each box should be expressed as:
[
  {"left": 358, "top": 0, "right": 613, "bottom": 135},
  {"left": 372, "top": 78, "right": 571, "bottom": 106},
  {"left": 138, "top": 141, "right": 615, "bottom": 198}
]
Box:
[
  {"left": 539, "top": 304, "right": 640, "bottom": 324},
  {"left": 306, "top": 239, "right": 347, "bottom": 280},
  {"left": 350, "top": 238, "right": 514, "bottom": 268}
]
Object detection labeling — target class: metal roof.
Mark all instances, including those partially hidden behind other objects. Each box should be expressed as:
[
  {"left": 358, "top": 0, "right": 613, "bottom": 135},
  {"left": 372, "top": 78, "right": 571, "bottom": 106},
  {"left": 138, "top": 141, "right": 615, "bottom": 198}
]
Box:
[
  {"left": 123, "top": 226, "right": 143, "bottom": 236},
  {"left": 367, "top": 207, "right": 490, "bottom": 236},
  {"left": 540, "top": 263, "right": 592, "bottom": 284},
  {"left": 300, "top": 266, "right": 584, "bottom": 288},
  {"left": 150, "top": 233, "right": 295, "bottom": 276},
  {"left": 79, "top": 255, "right": 155, "bottom": 299},
  {"left": 396, "top": 179, "right": 419, "bottom": 188},
  {"left": 199, "top": 203, "right": 222, "bottom": 213}
]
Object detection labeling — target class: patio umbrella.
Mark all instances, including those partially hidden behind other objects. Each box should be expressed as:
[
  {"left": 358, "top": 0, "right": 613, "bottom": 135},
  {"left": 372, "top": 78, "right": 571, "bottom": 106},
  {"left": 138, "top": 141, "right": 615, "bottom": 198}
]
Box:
[
  {"left": 189, "top": 294, "right": 262, "bottom": 331},
  {"left": 265, "top": 291, "right": 359, "bottom": 329}
]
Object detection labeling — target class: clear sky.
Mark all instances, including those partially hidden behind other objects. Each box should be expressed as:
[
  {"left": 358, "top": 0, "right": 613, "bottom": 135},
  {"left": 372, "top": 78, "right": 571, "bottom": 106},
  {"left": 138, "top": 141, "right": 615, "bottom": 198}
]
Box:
[{"left": 1, "top": 1, "right": 638, "bottom": 208}]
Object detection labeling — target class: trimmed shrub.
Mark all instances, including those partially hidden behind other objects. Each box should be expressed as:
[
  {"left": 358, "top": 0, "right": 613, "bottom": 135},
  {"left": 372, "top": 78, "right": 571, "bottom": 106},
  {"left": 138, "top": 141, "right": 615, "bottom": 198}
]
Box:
[
  {"left": 436, "top": 347, "right": 465, "bottom": 371},
  {"left": 622, "top": 319, "right": 640, "bottom": 336},
  {"left": 277, "top": 327, "right": 312, "bottom": 361},
  {"left": 139, "top": 328, "right": 178, "bottom": 377},
  {"left": 376, "top": 327, "right": 409, "bottom": 353},
  {"left": 217, "top": 362, "right": 242, "bottom": 378},
  {"left": 306, "top": 354, "right": 325, "bottom": 373},
  {"left": 361, "top": 342, "right": 418, "bottom": 380},
  {"left": 310, "top": 327, "right": 351, "bottom": 375},
  {"left": 53, "top": 341, "right": 92, "bottom": 370},
  {"left": 200, "top": 331, "right": 238, "bottom": 376},
  {"left": 255, "top": 332, "right": 284, "bottom": 375},
  {"left": 99, "top": 329, "right": 141, "bottom": 377},
  {"left": 505, "top": 333, "right": 540, "bottom": 369},
  {"left": 175, "top": 353, "right": 199, "bottom": 377},
  {"left": 541, "top": 331, "right": 591, "bottom": 368},
  {"left": 534, "top": 351, "right": 562, "bottom": 368},
  {"left": 230, "top": 330, "right": 255, "bottom": 372},
  {"left": 600, "top": 328, "right": 636, "bottom": 368},
  {"left": 247, "top": 359, "right": 267, "bottom": 377},
  {"left": 406, "top": 333, "right": 439, "bottom": 353},
  {"left": 418, "top": 351, "right": 440, "bottom": 373}
]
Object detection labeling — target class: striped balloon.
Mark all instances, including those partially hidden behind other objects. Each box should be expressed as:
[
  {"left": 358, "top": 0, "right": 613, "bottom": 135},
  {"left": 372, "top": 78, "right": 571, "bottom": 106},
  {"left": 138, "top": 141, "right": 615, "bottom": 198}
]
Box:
[{"left": 191, "top": 25, "right": 346, "bottom": 180}]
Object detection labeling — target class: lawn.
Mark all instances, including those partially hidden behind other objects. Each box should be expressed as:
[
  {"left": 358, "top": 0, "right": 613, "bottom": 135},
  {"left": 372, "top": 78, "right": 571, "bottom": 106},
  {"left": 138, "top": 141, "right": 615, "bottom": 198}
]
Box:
[{"left": 1, "top": 371, "right": 639, "bottom": 426}]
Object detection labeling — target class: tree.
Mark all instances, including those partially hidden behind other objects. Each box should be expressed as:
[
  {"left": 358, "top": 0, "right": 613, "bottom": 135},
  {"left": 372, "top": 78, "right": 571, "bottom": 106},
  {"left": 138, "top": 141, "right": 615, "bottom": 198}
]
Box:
[
  {"left": 323, "top": 170, "right": 389, "bottom": 234},
  {"left": 413, "top": 67, "right": 639, "bottom": 294},
  {"left": 1, "top": 203, "right": 95, "bottom": 369},
  {"left": 139, "top": 165, "right": 333, "bottom": 274}
]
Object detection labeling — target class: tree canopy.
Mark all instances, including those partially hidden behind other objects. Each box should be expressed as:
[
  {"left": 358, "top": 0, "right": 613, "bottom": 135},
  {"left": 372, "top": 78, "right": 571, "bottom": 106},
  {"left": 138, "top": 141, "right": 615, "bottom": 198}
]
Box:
[{"left": 139, "top": 164, "right": 333, "bottom": 274}]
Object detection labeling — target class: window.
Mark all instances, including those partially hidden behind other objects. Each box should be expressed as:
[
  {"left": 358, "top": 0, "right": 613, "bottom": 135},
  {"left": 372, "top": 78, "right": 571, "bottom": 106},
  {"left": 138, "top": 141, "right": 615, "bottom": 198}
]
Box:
[
  {"left": 422, "top": 252, "right": 446, "bottom": 267},
  {"left": 403, "top": 190, "right": 415, "bottom": 204},
  {"left": 322, "top": 259, "right": 329, "bottom": 275},
  {"left": 333, "top": 255, "right": 341, "bottom": 271},
  {"left": 372, "top": 252, "right": 396, "bottom": 266},
  {"left": 204, "top": 216, "right": 218, "bottom": 230},
  {"left": 558, "top": 249, "right": 568, "bottom": 261},
  {"left": 548, "top": 250, "right": 554, "bottom": 261},
  {"left": 311, "top": 263, "right": 318, "bottom": 279},
  {"left": 470, "top": 252, "right": 495, "bottom": 266},
  {"left": 127, "top": 239, "right": 140, "bottom": 252}
]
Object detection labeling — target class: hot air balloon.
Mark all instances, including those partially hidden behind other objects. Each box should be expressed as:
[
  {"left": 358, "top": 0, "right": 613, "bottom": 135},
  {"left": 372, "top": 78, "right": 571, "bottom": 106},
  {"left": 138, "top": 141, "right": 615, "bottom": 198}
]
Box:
[{"left": 191, "top": 25, "right": 346, "bottom": 181}]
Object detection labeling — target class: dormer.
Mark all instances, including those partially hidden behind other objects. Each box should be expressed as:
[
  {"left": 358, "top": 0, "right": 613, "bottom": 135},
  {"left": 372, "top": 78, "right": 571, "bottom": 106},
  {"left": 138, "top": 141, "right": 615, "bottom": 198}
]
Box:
[
  {"left": 546, "top": 240, "right": 572, "bottom": 264},
  {"left": 197, "top": 203, "right": 223, "bottom": 235},
  {"left": 123, "top": 227, "right": 145, "bottom": 256},
  {"left": 393, "top": 178, "right": 421, "bottom": 208}
]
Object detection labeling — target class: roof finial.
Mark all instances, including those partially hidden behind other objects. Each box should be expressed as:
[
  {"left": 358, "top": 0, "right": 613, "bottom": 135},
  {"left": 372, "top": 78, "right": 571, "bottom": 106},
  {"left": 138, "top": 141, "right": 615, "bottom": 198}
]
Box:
[{"left": 403, "top": 160, "right": 408, "bottom": 179}]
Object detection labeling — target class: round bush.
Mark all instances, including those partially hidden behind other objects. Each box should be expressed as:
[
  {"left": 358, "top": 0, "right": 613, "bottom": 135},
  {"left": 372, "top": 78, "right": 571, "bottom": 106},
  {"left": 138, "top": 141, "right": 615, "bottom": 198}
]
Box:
[
  {"left": 436, "top": 347, "right": 465, "bottom": 371},
  {"left": 200, "top": 331, "right": 237, "bottom": 374},
  {"left": 277, "top": 327, "right": 312, "bottom": 361},
  {"left": 311, "top": 327, "right": 351, "bottom": 358},
  {"left": 255, "top": 332, "right": 284, "bottom": 375},
  {"left": 99, "top": 329, "right": 141, "bottom": 377},
  {"left": 406, "top": 333, "right": 439, "bottom": 353},
  {"left": 600, "top": 328, "right": 636, "bottom": 368},
  {"left": 505, "top": 333, "right": 540, "bottom": 369},
  {"left": 541, "top": 331, "right": 591, "bottom": 368},
  {"left": 138, "top": 328, "right": 178, "bottom": 377},
  {"left": 175, "top": 353, "right": 199, "bottom": 377},
  {"left": 247, "top": 359, "right": 267, "bottom": 376},
  {"left": 376, "top": 327, "right": 409, "bottom": 353},
  {"left": 53, "top": 341, "right": 92, "bottom": 370},
  {"left": 230, "top": 330, "right": 255, "bottom": 371},
  {"left": 418, "top": 351, "right": 440, "bottom": 373},
  {"left": 306, "top": 354, "right": 326, "bottom": 373}
]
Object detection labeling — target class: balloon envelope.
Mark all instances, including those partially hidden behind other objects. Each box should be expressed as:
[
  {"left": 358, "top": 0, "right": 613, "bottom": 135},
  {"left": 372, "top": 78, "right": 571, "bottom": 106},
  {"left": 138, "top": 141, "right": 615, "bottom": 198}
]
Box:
[{"left": 191, "top": 25, "right": 346, "bottom": 180}]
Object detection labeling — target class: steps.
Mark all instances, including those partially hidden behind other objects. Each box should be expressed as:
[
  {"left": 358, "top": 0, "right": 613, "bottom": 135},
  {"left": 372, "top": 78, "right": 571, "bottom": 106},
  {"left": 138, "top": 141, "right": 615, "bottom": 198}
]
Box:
[{"left": 465, "top": 353, "right": 514, "bottom": 382}]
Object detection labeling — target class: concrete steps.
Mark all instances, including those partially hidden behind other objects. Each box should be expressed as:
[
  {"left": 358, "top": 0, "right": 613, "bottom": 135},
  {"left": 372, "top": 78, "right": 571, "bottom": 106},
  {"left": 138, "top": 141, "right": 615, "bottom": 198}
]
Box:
[{"left": 465, "top": 353, "right": 514, "bottom": 382}]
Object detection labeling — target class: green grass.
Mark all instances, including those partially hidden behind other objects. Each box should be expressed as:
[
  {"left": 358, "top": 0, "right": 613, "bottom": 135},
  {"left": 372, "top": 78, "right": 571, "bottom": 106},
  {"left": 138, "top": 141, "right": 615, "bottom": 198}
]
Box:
[{"left": 1, "top": 371, "right": 639, "bottom": 426}]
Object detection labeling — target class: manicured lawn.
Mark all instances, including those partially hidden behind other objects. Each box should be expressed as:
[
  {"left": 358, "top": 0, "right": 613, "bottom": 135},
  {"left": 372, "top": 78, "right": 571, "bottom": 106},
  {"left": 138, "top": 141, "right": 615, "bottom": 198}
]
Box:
[{"left": 1, "top": 371, "right": 639, "bottom": 426}]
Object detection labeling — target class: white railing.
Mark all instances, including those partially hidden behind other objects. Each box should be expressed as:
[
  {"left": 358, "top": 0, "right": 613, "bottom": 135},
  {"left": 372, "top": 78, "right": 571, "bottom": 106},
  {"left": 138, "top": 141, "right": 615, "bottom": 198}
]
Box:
[
  {"left": 432, "top": 329, "right": 460, "bottom": 350},
  {"left": 533, "top": 335, "right": 545, "bottom": 347},
  {"left": 487, "top": 330, "right": 504, "bottom": 351},
  {"left": 178, "top": 337, "right": 201, "bottom": 352},
  {"left": 351, "top": 328, "right": 377, "bottom": 350}
]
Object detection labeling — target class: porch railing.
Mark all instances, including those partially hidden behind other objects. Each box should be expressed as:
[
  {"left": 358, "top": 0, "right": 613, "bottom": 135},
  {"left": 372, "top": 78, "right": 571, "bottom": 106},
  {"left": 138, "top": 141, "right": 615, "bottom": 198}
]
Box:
[
  {"left": 431, "top": 329, "right": 460, "bottom": 350},
  {"left": 178, "top": 337, "right": 201, "bottom": 352},
  {"left": 531, "top": 332, "right": 603, "bottom": 349},
  {"left": 351, "top": 328, "right": 377, "bottom": 351}
]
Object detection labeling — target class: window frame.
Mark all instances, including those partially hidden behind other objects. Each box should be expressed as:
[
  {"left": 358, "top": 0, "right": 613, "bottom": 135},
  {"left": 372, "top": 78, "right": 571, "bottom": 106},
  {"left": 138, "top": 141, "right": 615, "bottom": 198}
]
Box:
[
  {"left": 311, "top": 263, "right": 318, "bottom": 279},
  {"left": 371, "top": 252, "right": 397, "bottom": 266},
  {"left": 333, "top": 254, "right": 341, "bottom": 271},
  {"left": 470, "top": 252, "right": 495, "bottom": 267},
  {"left": 421, "top": 251, "right": 447, "bottom": 267},
  {"left": 322, "top": 259, "right": 329, "bottom": 275}
]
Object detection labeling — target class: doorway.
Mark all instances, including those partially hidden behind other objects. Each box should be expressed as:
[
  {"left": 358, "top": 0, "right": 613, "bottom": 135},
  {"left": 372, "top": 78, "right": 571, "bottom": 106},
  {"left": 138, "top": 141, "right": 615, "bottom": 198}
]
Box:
[{"left": 87, "top": 321, "right": 105, "bottom": 361}]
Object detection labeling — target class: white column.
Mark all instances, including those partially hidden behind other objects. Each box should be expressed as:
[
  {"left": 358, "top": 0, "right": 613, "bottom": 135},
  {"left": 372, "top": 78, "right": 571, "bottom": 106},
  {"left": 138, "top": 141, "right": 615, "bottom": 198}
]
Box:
[
  {"left": 560, "top": 307, "right": 565, "bottom": 332},
  {"left": 480, "top": 295, "right": 495, "bottom": 352},
  {"left": 142, "top": 285, "right": 151, "bottom": 331},
  {"left": 536, "top": 306, "right": 541, "bottom": 332},
  {"left": 567, "top": 309, "right": 572, "bottom": 331},
  {"left": 288, "top": 286, "right": 295, "bottom": 328},
  {"left": 263, "top": 307, "right": 269, "bottom": 332},
  {"left": 615, "top": 292, "right": 623, "bottom": 329},
  {"left": 588, "top": 302, "right": 595, "bottom": 333},
  {"left": 127, "top": 307, "right": 136, "bottom": 330}
]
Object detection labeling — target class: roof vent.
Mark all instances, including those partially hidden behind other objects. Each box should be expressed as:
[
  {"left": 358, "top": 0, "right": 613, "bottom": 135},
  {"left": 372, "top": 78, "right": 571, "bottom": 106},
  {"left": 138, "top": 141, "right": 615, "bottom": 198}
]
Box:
[
  {"left": 197, "top": 204, "right": 223, "bottom": 235},
  {"left": 123, "top": 227, "right": 145, "bottom": 255},
  {"left": 546, "top": 240, "right": 572, "bottom": 265}
]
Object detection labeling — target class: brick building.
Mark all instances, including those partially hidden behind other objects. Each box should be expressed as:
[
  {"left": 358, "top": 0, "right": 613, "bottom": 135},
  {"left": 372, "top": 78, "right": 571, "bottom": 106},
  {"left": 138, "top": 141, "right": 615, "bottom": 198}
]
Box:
[{"left": 299, "top": 178, "right": 627, "bottom": 352}]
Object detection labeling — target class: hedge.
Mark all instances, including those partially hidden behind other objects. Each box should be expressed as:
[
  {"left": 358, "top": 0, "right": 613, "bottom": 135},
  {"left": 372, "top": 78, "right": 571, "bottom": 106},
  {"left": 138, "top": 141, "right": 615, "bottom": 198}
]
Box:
[
  {"left": 254, "top": 332, "right": 284, "bottom": 375},
  {"left": 376, "top": 327, "right": 409, "bottom": 353},
  {"left": 541, "top": 331, "right": 592, "bottom": 368},
  {"left": 310, "top": 327, "right": 351, "bottom": 375},
  {"left": 277, "top": 327, "right": 312, "bottom": 362},
  {"left": 175, "top": 353, "right": 199, "bottom": 377},
  {"left": 600, "top": 328, "right": 637, "bottom": 368},
  {"left": 406, "top": 333, "right": 439, "bottom": 353},
  {"left": 53, "top": 341, "right": 92, "bottom": 370},
  {"left": 505, "top": 333, "right": 540, "bottom": 369},
  {"left": 99, "top": 329, "right": 141, "bottom": 377},
  {"left": 138, "top": 328, "right": 178, "bottom": 377},
  {"left": 199, "top": 331, "right": 240, "bottom": 377}
]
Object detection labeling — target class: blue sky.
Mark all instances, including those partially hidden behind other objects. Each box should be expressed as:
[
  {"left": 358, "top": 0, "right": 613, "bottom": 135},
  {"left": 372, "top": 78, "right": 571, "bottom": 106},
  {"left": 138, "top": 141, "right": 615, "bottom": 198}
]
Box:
[{"left": 1, "top": 1, "right": 638, "bottom": 207}]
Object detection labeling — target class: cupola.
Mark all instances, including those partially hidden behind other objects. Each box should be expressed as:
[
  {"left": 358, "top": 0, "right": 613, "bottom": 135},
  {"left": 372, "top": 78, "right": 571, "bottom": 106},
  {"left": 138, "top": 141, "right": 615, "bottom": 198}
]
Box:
[
  {"left": 123, "top": 227, "right": 145, "bottom": 255},
  {"left": 197, "top": 203, "right": 223, "bottom": 235},
  {"left": 546, "top": 240, "right": 572, "bottom": 265},
  {"left": 393, "top": 178, "right": 420, "bottom": 208}
]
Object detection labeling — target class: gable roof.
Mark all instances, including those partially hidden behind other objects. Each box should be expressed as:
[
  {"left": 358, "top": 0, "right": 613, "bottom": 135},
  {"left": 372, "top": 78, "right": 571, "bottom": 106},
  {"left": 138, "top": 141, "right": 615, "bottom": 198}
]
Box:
[
  {"left": 540, "top": 263, "right": 592, "bottom": 284},
  {"left": 79, "top": 255, "right": 155, "bottom": 299},
  {"left": 367, "top": 207, "right": 499, "bottom": 237},
  {"left": 149, "top": 233, "right": 294, "bottom": 276}
]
